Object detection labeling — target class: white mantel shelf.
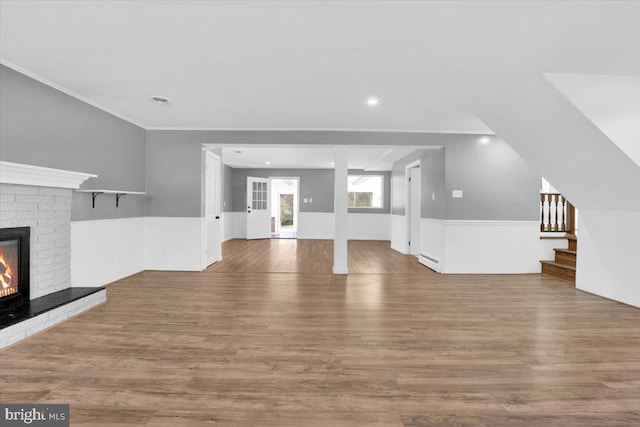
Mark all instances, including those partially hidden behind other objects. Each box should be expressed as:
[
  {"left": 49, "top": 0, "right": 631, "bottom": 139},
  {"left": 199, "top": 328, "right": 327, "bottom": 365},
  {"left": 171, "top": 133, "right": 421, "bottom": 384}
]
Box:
[{"left": 0, "top": 161, "right": 97, "bottom": 189}]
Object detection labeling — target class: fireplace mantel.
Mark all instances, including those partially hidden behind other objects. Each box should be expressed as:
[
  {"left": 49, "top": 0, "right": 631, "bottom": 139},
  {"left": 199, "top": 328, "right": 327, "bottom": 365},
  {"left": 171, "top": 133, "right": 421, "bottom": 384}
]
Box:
[{"left": 0, "top": 161, "right": 97, "bottom": 189}]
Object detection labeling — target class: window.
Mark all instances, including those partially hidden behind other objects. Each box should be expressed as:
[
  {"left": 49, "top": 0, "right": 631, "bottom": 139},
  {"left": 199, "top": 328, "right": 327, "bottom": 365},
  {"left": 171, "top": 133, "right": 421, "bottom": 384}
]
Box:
[{"left": 347, "top": 175, "right": 383, "bottom": 208}]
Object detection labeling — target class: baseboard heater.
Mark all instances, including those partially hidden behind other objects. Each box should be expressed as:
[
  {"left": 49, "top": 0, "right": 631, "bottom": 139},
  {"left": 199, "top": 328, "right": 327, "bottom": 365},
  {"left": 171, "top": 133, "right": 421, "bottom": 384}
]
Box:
[{"left": 418, "top": 253, "right": 441, "bottom": 273}]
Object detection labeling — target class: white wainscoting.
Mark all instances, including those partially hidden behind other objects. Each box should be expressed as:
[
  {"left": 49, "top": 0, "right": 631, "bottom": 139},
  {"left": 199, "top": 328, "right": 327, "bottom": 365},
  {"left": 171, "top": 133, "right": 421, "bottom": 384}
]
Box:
[
  {"left": 347, "top": 213, "right": 390, "bottom": 241},
  {"left": 391, "top": 214, "right": 408, "bottom": 254},
  {"left": 232, "top": 212, "right": 247, "bottom": 240},
  {"left": 443, "top": 220, "right": 542, "bottom": 274},
  {"left": 222, "top": 211, "right": 246, "bottom": 241},
  {"left": 397, "top": 217, "right": 558, "bottom": 274},
  {"left": 297, "top": 212, "right": 335, "bottom": 239},
  {"left": 418, "top": 218, "right": 445, "bottom": 272},
  {"left": 144, "top": 217, "right": 205, "bottom": 271},
  {"left": 577, "top": 210, "right": 640, "bottom": 308},
  {"left": 71, "top": 217, "right": 145, "bottom": 287}
]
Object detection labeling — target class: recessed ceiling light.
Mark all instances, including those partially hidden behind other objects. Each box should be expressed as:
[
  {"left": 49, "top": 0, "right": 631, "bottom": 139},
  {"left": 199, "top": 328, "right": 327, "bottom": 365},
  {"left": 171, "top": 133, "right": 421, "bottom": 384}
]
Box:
[
  {"left": 151, "top": 96, "right": 170, "bottom": 105},
  {"left": 330, "top": 161, "right": 335, "bottom": 166},
  {"left": 479, "top": 136, "right": 491, "bottom": 144},
  {"left": 234, "top": 150, "right": 243, "bottom": 154},
  {"left": 265, "top": 161, "right": 271, "bottom": 165},
  {"left": 366, "top": 97, "right": 380, "bottom": 106}
]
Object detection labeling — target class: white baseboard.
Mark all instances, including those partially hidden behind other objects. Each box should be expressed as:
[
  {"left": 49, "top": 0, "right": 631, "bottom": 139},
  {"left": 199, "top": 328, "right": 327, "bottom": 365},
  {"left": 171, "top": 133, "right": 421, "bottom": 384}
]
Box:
[
  {"left": 144, "top": 217, "right": 204, "bottom": 271},
  {"left": 71, "top": 217, "right": 145, "bottom": 287},
  {"left": 419, "top": 218, "right": 445, "bottom": 272}
]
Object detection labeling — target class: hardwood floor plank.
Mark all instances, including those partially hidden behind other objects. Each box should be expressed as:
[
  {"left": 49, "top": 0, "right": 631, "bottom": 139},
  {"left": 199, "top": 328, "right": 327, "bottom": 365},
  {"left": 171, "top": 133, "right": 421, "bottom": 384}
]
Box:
[{"left": 1, "top": 240, "right": 639, "bottom": 425}]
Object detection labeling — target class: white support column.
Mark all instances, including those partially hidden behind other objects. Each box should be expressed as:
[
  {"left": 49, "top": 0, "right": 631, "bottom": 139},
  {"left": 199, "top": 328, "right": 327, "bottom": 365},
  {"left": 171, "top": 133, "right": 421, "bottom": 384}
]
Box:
[{"left": 333, "top": 146, "right": 348, "bottom": 274}]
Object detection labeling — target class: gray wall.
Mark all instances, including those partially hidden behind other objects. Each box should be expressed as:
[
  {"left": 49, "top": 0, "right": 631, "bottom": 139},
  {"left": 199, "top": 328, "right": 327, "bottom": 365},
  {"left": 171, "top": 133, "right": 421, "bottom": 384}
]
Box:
[
  {"left": 226, "top": 168, "right": 391, "bottom": 214},
  {"left": 146, "top": 129, "right": 406, "bottom": 217},
  {"left": 229, "top": 169, "right": 334, "bottom": 213},
  {"left": 392, "top": 136, "right": 539, "bottom": 221},
  {"left": 0, "top": 65, "right": 146, "bottom": 221},
  {"left": 222, "top": 164, "right": 234, "bottom": 213},
  {"left": 444, "top": 137, "right": 539, "bottom": 221},
  {"left": 145, "top": 131, "right": 205, "bottom": 217},
  {"left": 421, "top": 148, "right": 446, "bottom": 219}
]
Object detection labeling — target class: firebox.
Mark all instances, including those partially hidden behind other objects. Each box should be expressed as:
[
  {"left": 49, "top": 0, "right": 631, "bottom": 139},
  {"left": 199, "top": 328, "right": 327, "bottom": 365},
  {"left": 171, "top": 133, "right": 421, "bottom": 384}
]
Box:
[{"left": 0, "top": 227, "right": 30, "bottom": 311}]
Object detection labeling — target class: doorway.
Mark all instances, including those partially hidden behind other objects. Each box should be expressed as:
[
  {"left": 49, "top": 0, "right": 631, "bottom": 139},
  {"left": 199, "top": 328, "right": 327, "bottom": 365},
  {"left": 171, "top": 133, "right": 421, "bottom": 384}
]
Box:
[
  {"left": 270, "top": 177, "right": 299, "bottom": 239},
  {"left": 405, "top": 162, "right": 421, "bottom": 255},
  {"left": 205, "top": 151, "right": 222, "bottom": 266}
]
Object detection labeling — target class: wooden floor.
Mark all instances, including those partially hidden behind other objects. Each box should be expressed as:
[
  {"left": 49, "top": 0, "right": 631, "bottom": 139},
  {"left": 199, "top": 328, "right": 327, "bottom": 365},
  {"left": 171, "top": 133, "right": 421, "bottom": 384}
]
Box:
[
  {"left": 206, "top": 239, "right": 433, "bottom": 274},
  {"left": 2, "top": 241, "right": 640, "bottom": 426}
]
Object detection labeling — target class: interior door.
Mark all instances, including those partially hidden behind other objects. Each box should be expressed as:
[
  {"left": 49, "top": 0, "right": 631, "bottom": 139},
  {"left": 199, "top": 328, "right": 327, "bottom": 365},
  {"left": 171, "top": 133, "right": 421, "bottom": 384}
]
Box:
[
  {"left": 205, "top": 152, "right": 222, "bottom": 265},
  {"left": 409, "top": 167, "right": 421, "bottom": 255},
  {"left": 246, "top": 177, "right": 271, "bottom": 239}
]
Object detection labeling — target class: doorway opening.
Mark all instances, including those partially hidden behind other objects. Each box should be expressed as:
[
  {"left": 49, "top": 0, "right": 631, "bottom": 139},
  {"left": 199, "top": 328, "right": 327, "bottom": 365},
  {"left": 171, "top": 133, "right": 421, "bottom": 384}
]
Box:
[
  {"left": 270, "top": 177, "right": 299, "bottom": 239},
  {"left": 405, "top": 161, "right": 421, "bottom": 256}
]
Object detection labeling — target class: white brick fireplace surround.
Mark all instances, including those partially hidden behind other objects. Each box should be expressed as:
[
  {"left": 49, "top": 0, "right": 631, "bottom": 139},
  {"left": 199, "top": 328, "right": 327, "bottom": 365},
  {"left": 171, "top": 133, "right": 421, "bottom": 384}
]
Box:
[{"left": 0, "top": 161, "right": 106, "bottom": 349}]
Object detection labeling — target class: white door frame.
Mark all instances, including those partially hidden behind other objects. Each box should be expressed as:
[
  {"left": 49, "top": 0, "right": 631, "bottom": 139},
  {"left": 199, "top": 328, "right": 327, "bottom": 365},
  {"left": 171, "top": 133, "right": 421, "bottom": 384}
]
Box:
[
  {"left": 204, "top": 150, "right": 222, "bottom": 267},
  {"left": 405, "top": 159, "right": 421, "bottom": 254},
  {"left": 269, "top": 176, "right": 300, "bottom": 235}
]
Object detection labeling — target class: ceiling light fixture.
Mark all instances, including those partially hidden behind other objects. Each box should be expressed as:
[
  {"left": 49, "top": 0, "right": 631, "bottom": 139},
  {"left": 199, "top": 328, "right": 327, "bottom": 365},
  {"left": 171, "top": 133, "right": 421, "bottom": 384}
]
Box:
[
  {"left": 479, "top": 136, "right": 491, "bottom": 144},
  {"left": 151, "top": 96, "right": 170, "bottom": 105},
  {"left": 265, "top": 161, "right": 271, "bottom": 165},
  {"left": 366, "top": 97, "right": 380, "bottom": 106}
]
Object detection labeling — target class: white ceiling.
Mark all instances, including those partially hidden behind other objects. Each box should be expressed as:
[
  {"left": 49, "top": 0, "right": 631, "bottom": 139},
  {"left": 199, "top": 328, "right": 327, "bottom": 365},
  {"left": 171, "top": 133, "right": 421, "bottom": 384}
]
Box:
[
  {"left": 218, "top": 146, "right": 425, "bottom": 171},
  {"left": 1, "top": 1, "right": 639, "bottom": 132}
]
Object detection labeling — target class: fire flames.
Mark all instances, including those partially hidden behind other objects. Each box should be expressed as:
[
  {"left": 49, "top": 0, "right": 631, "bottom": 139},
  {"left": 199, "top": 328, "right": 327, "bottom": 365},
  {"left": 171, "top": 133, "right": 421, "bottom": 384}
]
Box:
[{"left": 0, "top": 253, "right": 17, "bottom": 297}]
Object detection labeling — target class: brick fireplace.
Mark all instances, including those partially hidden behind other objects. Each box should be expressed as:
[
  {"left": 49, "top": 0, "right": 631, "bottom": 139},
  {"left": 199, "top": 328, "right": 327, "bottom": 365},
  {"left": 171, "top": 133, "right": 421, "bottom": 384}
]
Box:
[{"left": 0, "top": 161, "right": 106, "bottom": 348}]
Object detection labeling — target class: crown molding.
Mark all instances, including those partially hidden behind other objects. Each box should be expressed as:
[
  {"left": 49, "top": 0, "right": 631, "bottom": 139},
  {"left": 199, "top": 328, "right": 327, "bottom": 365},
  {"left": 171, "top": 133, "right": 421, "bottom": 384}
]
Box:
[{"left": 0, "top": 161, "right": 97, "bottom": 189}]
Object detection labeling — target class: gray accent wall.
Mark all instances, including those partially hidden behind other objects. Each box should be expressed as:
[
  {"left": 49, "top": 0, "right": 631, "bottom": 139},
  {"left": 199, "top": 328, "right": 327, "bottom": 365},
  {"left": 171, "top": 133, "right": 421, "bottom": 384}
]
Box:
[
  {"left": 145, "top": 131, "right": 205, "bottom": 217},
  {"left": 0, "top": 65, "right": 146, "bottom": 221},
  {"left": 222, "top": 164, "right": 234, "bottom": 213},
  {"left": 229, "top": 169, "right": 334, "bottom": 213},
  {"left": 421, "top": 149, "right": 446, "bottom": 219},
  {"left": 444, "top": 137, "right": 539, "bottom": 221},
  {"left": 225, "top": 168, "right": 391, "bottom": 214},
  {"left": 146, "top": 129, "right": 404, "bottom": 217},
  {"left": 391, "top": 136, "right": 539, "bottom": 221}
]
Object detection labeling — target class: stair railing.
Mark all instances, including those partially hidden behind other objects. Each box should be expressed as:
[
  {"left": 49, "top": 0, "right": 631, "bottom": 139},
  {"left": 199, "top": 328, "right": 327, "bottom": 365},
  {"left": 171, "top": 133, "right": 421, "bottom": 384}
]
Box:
[{"left": 540, "top": 193, "right": 575, "bottom": 234}]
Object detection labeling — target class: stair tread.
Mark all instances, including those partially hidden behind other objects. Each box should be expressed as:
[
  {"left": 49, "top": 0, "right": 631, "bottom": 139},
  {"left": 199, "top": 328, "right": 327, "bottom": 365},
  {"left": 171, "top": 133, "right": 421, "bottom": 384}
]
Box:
[
  {"left": 540, "top": 260, "right": 576, "bottom": 271},
  {"left": 554, "top": 249, "right": 577, "bottom": 255},
  {"left": 540, "top": 235, "right": 577, "bottom": 241}
]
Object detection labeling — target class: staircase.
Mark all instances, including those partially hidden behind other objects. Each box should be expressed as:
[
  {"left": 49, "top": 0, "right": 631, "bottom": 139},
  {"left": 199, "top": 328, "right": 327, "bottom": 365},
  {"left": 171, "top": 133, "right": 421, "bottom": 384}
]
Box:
[{"left": 540, "top": 235, "right": 577, "bottom": 283}]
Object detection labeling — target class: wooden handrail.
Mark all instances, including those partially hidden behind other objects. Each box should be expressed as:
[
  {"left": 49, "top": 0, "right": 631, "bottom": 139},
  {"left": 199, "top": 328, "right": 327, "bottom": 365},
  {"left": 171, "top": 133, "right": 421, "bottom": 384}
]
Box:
[{"left": 540, "top": 193, "right": 575, "bottom": 234}]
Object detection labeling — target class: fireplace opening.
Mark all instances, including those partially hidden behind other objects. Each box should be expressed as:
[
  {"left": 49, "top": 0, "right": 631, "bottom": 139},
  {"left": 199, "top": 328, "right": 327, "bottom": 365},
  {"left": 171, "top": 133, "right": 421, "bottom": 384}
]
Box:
[{"left": 0, "top": 227, "right": 30, "bottom": 311}]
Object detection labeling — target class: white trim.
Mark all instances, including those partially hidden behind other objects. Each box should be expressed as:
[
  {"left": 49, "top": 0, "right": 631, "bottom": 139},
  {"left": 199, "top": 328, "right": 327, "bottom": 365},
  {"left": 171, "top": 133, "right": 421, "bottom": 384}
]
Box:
[
  {"left": 444, "top": 220, "right": 539, "bottom": 226},
  {"left": 332, "top": 267, "right": 349, "bottom": 275},
  {"left": 0, "top": 161, "right": 96, "bottom": 189},
  {"left": 418, "top": 218, "right": 445, "bottom": 272},
  {"left": 0, "top": 59, "right": 147, "bottom": 129},
  {"left": 151, "top": 127, "right": 494, "bottom": 135}
]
